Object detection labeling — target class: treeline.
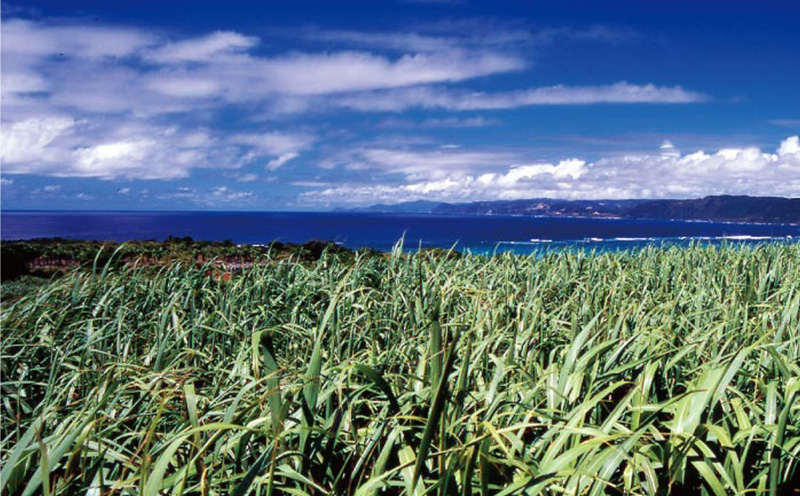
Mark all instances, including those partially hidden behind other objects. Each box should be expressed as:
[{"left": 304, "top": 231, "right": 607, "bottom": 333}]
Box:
[{"left": 0, "top": 237, "right": 353, "bottom": 282}]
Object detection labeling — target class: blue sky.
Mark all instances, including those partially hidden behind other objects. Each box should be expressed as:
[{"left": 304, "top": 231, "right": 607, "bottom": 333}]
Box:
[{"left": 1, "top": 0, "right": 799, "bottom": 210}]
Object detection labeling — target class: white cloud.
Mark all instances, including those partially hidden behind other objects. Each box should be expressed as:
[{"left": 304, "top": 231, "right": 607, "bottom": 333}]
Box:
[
  {"left": 143, "top": 76, "right": 221, "bottom": 98},
  {"left": 31, "top": 184, "right": 63, "bottom": 197},
  {"left": 1, "top": 16, "right": 699, "bottom": 122},
  {"left": 74, "top": 140, "right": 155, "bottom": 177},
  {"left": 770, "top": 119, "right": 800, "bottom": 128},
  {"left": 210, "top": 186, "right": 253, "bottom": 201},
  {"left": 495, "top": 160, "right": 588, "bottom": 183},
  {"left": 2, "top": 17, "right": 526, "bottom": 118},
  {"left": 133, "top": 49, "right": 523, "bottom": 105},
  {"left": 145, "top": 31, "right": 258, "bottom": 63},
  {"left": 0, "top": 116, "right": 311, "bottom": 180},
  {"left": 158, "top": 186, "right": 255, "bottom": 206},
  {"left": 305, "top": 29, "right": 466, "bottom": 53},
  {"left": 230, "top": 132, "right": 314, "bottom": 156},
  {"left": 235, "top": 173, "right": 259, "bottom": 182},
  {"left": 0, "top": 13, "right": 710, "bottom": 192},
  {"left": 330, "top": 82, "right": 706, "bottom": 112},
  {"left": 250, "top": 51, "right": 524, "bottom": 96},
  {"left": 300, "top": 136, "right": 800, "bottom": 205},
  {"left": 266, "top": 153, "right": 300, "bottom": 171},
  {"left": 778, "top": 135, "right": 799, "bottom": 155},
  {"left": 0, "top": 117, "right": 76, "bottom": 164},
  {"left": 377, "top": 116, "right": 501, "bottom": 128},
  {"left": 1, "top": 19, "right": 158, "bottom": 116},
  {"left": 305, "top": 24, "right": 637, "bottom": 54},
  {"left": 290, "top": 180, "right": 331, "bottom": 187},
  {"left": 229, "top": 133, "right": 313, "bottom": 170},
  {"left": 321, "top": 146, "right": 517, "bottom": 179},
  {"left": 1, "top": 18, "right": 156, "bottom": 60}
]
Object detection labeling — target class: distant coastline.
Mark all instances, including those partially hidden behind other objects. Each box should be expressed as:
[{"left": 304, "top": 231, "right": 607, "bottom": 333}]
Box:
[{"left": 346, "top": 195, "right": 800, "bottom": 226}]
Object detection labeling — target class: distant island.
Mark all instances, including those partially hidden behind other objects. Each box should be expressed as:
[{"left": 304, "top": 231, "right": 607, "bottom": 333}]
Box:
[{"left": 348, "top": 195, "right": 800, "bottom": 225}]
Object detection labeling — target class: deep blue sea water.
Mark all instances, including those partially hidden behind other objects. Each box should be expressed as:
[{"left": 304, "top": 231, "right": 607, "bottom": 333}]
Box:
[{"left": 2, "top": 211, "right": 798, "bottom": 254}]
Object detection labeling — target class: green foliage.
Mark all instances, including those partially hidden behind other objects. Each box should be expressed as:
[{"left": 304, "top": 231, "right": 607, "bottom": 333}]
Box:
[
  {"left": 1, "top": 244, "right": 799, "bottom": 495},
  {"left": 1, "top": 238, "right": 351, "bottom": 282},
  {"left": 0, "top": 276, "right": 51, "bottom": 301}
]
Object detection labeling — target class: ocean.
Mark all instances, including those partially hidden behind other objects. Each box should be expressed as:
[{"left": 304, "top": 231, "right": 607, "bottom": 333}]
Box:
[{"left": 1, "top": 211, "right": 798, "bottom": 254}]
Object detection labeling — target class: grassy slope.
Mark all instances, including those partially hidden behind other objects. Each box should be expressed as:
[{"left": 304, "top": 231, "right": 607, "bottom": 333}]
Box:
[{"left": 1, "top": 244, "right": 799, "bottom": 495}]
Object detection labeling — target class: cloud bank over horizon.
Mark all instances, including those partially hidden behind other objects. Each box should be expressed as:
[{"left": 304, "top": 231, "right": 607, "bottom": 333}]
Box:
[
  {"left": 301, "top": 136, "right": 800, "bottom": 206},
  {"left": 1, "top": 5, "right": 798, "bottom": 210}
]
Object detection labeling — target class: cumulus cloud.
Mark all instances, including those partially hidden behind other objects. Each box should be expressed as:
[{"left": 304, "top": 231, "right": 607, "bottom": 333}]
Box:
[
  {"left": 300, "top": 136, "right": 800, "bottom": 205},
  {"left": 0, "top": 117, "right": 76, "bottom": 164},
  {"left": 0, "top": 116, "right": 312, "bottom": 180}
]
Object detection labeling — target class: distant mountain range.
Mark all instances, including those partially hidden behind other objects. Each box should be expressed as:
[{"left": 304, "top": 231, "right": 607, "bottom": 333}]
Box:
[{"left": 346, "top": 196, "right": 800, "bottom": 225}]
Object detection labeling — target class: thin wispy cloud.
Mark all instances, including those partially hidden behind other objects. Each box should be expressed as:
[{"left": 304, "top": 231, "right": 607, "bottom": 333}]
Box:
[
  {"left": 376, "top": 116, "right": 502, "bottom": 129},
  {"left": 770, "top": 119, "right": 800, "bottom": 128},
  {"left": 329, "top": 82, "right": 706, "bottom": 113},
  {"left": 301, "top": 23, "right": 634, "bottom": 53}
]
